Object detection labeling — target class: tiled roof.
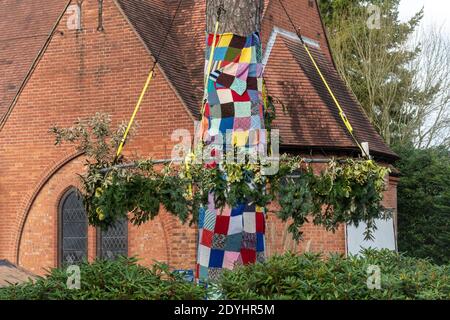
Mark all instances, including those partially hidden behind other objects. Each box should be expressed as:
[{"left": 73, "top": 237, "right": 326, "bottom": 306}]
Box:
[
  {"left": 265, "top": 36, "right": 397, "bottom": 158},
  {"left": 1, "top": 0, "right": 397, "bottom": 160},
  {"left": 0, "top": 260, "right": 35, "bottom": 287},
  {"left": 116, "top": 0, "right": 204, "bottom": 119},
  {"left": 118, "top": 0, "right": 396, "bottom": 160},
  {"left": 0, "top": 0, "right": 69, "bottom": 122}
]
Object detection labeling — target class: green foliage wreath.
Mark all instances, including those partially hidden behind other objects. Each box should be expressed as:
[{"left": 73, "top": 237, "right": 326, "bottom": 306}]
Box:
[{"left": 51, "top": 113, "right": 390, "bottom": 241}]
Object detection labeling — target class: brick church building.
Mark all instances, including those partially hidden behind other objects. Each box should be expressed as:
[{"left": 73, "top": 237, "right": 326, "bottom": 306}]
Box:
[{"left": 0, "top": 0, "right": 399, "bottom": 275}]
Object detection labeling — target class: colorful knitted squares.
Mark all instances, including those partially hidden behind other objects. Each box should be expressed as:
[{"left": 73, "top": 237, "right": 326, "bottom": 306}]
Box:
[
  {"left": 243, "top": 211, "right": 256, "bottom": 233},
  {"left": 212, "top": 234, "right": 226, "bottom": 249},
  {"left": 214, "top": 215, "right": 230, "bottom": 235},
  {"left": 242, "top": 232, "right": 257, "bottom": 249},
  {"left": 228, "top": 215, "right": 242, "bottom": 235},
  {"left": 257, "top": 233, "right": 265, "bottom": 252},
  {"left": 257, "top": 251, "right": 265, "bottom": 263},
  {"left": 198, "top": 207, "right": 206, "bottom": 229},
  {"left": 223, "top": 251, "right": 240, "bottom": 269},
  {"left": 208, "top": 268, "right": 223, "bottom": 281},
  {"left": 198, "top": 244, "right": 211, "bottom": 267},
  {"left": 196, "top": 32, "right": 267, "bottom": 282},
  {"left": 209, "top": 249, "right": 225, "bottom": 268},
  {"left": 218, "top": 33, "right": 233, "bottom": 47},
  {"left": 231, "top": 204, "right": 245, "bottom": 216},
  {"left": 216, "top": 89, "right": 234, "bottom": 104},
  {"left": 202, "top": 32, "right": 265, "bottom": 151},
  {"left": 234, "top": 117, "right": 251, "bottom": 130},
  {"left": 241, "top": 248, "right": 256, "bottom": 265},
  {"left": 224, "top": 233, "right": 243, "bottom": 252},
  {"left": 196, "top": 202, "right": 266, "bottom": 281},
  {"left": 230, "top": 78, "right": 247, "bottom": 95},
  {"left": 204, "top": 209, "right": 217, "bottom": 230},
  {"left": 256, "top": 211, "right": 265, "bottom": 233},
  {"left": 200, "top": 229, "right": 214, "bottom": 247}
]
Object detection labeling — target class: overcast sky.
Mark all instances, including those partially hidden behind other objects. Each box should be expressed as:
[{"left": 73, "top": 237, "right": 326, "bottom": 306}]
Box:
[
  {"left": 399, "top": 0, "right": 450, "bottom": 146},
  {"left": 399, "top": 0, "right": 450, "bottom": 35}
]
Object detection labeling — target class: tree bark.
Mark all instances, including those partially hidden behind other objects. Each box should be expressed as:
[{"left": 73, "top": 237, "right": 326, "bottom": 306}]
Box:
[{"left": 206, "top": 0, "right": 264, "bottom": 36}]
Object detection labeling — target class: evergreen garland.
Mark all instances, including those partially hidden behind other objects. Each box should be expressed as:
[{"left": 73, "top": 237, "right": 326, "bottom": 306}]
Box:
[{"left": 51, "top": 113, "right": 391, "bottom": 241}]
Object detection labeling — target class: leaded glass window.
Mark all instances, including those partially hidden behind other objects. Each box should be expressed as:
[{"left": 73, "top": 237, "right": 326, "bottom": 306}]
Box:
[
  {"left": 98, "top": 218, "right": 128, "bottom": 260},
  {"left": 59, "top": 188, "right": 88, "bottom": 265}
]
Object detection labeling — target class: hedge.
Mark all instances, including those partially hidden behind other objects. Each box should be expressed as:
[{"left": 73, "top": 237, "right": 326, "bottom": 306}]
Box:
[
  {"left": 219, "top": 249, "right": 450, "bottom": 300},
  {"left": 1, "top": 250, "right": 448, "bottom": 300},
  {"left": 0, "top": 257, "right": 205, "bottom": 300}
]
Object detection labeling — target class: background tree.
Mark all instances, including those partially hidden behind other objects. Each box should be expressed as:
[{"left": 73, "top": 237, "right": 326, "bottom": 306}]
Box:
[
  {"left": 406, "top": 26, "right": 450, "bottom": 149},
  {"left": 394, "top": 144, "right": 450, "bottom": 264},
  {"left": 319, "top": 0, "right": 431, "bottom": 146},
  {"left": 319, "top": 0, "right": 450, "bottom": 264}
]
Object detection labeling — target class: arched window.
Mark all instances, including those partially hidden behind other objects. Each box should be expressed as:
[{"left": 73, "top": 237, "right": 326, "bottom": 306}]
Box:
[
  {"left": 59, "top": 188, "right": 88, "bottom": 265},
  {"left": 98, "top": 218, "right": 128, "bottom": 260}
]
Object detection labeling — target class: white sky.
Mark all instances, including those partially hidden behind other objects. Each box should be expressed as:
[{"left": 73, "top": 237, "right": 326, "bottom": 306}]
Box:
[
  {"left": 399, "top": 0, "right": 450, "bottom": 36},
  {"left": 399, "top": 0, "right": 450, "bottom": 147}
]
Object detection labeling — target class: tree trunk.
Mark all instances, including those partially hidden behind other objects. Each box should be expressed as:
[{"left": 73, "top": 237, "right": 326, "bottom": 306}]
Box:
[
  {"left": 206, "top": 0, "right": 264, "bottom": 36},
  {"left": 197, "top": 1, "right": 268, "bottom": 283}
]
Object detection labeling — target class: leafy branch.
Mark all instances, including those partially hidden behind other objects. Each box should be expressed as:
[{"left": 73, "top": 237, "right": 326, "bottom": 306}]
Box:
[{"left": 51, "top": 113, "right": 390, "bottom": 240}]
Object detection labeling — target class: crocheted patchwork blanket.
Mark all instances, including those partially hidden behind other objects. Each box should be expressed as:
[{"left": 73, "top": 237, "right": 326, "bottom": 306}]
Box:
[
  {"left": 196, "top": 194, "right": 266, "bottom": 281},
  {"left": 196, "top": 32, "right": 267, "bottom": 282},
  {"left": 200, "top": 32, "right": 266, "bottom": 152}
]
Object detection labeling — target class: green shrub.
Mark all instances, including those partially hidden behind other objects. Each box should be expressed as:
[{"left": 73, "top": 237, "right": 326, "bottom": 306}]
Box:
[
  {"left": 1, "top": 251, "right": 448, "bottom": 300},
  {"left": 218, "top": 250, "right": 450, "bottom": 300},
  {"left": 0, "top": 257, "right": 206, "bottom": 300}
]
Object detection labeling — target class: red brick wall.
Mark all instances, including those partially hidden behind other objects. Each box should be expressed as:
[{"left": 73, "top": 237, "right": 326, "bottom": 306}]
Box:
[
  {"left": 0, "top": 0, "right": 398, "bottom": 274},
  {"left": 386, "top": 176, "right": 399, "bottom": 240},
  {"left": 266, "top": 170, "right": 399, "bottom": 258},
  {"left": 0, "top": 0, "right": 196, "bottom": 273}
]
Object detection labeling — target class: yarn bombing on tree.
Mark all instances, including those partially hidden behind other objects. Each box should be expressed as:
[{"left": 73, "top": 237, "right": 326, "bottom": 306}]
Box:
[
  {"left": 49, "top": 0, "right": 392, "bottom": 285},
  {"left": 199, "top": 32, "right": 266, "bottom": 153},
  {"left": 196, "top": 31, "right": 267, "bottom": 282}
]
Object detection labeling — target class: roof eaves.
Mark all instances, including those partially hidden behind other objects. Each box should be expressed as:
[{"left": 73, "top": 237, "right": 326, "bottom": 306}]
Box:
[
  {"left": 281, "top": 36, "right": 398, "bottom": 160},
  {"left": 0, "top": 259, "right": 36, "bottom": 287},
  {"left": 281, "top": 143, "right": 400, "bottom": 162}
]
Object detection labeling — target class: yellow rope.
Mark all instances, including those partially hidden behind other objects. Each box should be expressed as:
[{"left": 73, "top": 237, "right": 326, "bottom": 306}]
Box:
[
  {"left": 276, "top": 0, "right": 368, "bottom": 158},
  {"left": 116, "top": 68, "right": 155, "bottom": 158},
  {"left": 205, "top": 22, "right": 220, "bottom": 88},
  {"left": 201, "top": 21, "right": 220, "bottom": 116},
  {"left": 199, "top": 20, "right": 221, "bottom": 143},
  {"left": 114, "top": 0, "right": 184, "bottom": 160},
  {"left": 302, "top": 43, "right": 368, "bottom": 158}
]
